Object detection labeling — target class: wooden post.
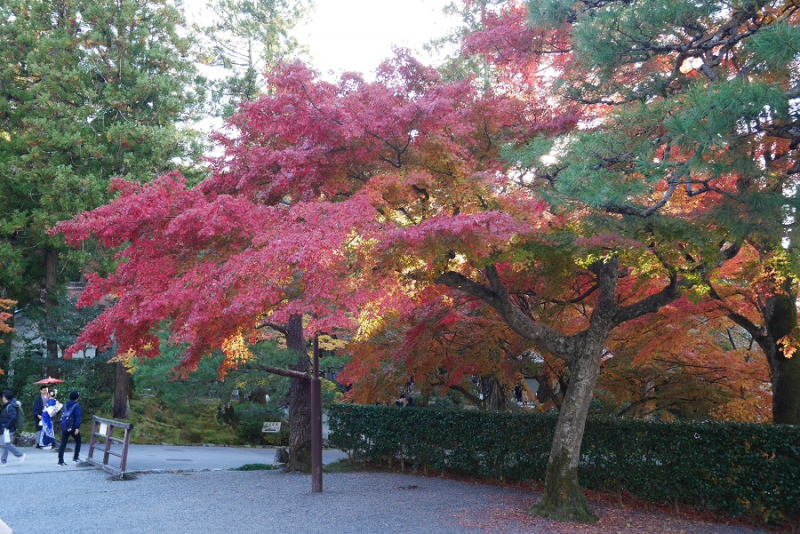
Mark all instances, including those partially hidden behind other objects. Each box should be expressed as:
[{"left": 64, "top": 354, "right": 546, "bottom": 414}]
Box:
[
  {"left": 311, "top": 336, "right": 323, "bottom": 493},
  {"left": 87, "top": 418, "right": 99, "bottom": 463},
  {"left": 119, "top": 423, "right": 132, "bottom": 474}
]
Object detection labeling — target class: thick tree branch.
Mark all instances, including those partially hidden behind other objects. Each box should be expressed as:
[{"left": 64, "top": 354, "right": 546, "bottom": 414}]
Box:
[
  {"left": 727, "top": 312, "right": 767, "bottom": 340},
  {"left": 437, "top": 270, "right": 505, "bottom": 309},
  {"left": 240, "top": 363, "right": 310, "bottom": 382},
  {"left": 612, "top": 273, "right": 681, "bottom": 326},
  {"left": 436, "top": 267, "right": 573, "bottom": 360},
  {"left": 449, "top": 384, "right": 485, "bottom": 407},
  {"left": 256, "top": 321, "right": 288, "bottom": 335},
  {"left": 705, "top": 284, "right": 767, "bottom": 340},
  {"left": 429, "top": 376, "right": 484, "bottom": 406}
]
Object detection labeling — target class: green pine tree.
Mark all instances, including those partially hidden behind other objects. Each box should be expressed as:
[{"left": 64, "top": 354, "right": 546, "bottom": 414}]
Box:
[
  {"left": 195, "top": 0, "right": 312, "bottom": 116},
  {"left": 0, "top": 0, "right": 206, "bottom": 351}
]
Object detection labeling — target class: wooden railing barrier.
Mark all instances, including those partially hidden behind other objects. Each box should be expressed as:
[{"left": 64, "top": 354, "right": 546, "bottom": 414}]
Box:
[{"left": 86, "top": 415, "right": 134, "bottom": 477}]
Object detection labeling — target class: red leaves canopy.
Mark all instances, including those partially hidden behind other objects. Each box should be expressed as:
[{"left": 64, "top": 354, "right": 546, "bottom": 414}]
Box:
[{"left": 56, "top": 53, "right": 571, "bottom": 372}]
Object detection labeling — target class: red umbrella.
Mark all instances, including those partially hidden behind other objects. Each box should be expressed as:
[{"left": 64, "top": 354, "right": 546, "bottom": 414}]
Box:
[{"left": 34, "top": 377, "right": 64, "bottom": 385}]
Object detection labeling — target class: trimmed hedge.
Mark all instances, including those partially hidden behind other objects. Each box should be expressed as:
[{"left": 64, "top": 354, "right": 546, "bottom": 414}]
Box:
[{"left": 328, "top": 405, "right": 800, "bottom": 526}]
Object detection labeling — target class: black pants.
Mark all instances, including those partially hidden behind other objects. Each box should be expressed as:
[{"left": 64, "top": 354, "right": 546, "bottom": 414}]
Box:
[{"left": 58, "top": 429, "right": 81, "bottom": 463}]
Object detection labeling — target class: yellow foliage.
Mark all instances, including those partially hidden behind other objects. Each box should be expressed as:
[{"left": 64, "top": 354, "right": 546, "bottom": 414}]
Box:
[
  {"left": 353, "top": 305, "right": 387, "bottom": 342},
  {"left": 317, "top": 334, "right": 348, "bottom": 351},
  {"left": 710, "top": 397, "right": 771, "bottom": 423},
  {"left": 777, "top": 327, "right": 799, "bottom": 360},
  {"left": 221, "top": 331, "right": 255, "bottom": 368},
  {"left": 107, "top": 349, "right": 137, "bottom": 366}
]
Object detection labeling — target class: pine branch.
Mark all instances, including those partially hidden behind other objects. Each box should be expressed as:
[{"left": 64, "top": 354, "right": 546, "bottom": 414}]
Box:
[{"left": 603, "top": 168, "right": 684, "bottom": 217}]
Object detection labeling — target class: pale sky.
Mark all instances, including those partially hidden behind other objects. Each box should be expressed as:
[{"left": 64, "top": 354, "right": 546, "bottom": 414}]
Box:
[
  {"left": 184, "top": 0, "right": 459, "bottom": 79},
  {"left": 183, "top": 0, "right": 460, "bottom": 140},
  {"left": 296, "top": 0, "right": 458, "bottom": 78}
]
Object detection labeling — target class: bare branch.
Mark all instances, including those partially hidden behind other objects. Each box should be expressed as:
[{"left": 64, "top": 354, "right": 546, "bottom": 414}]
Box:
[
  {"left": 256, "top": 321, "right": 288, "bottom": 335},
  {"left": 436, "top": 268, "right": 573, "bottom": 360},
  {"left": 240, "top": 363, "right": 310, "bottom": 381},
  {"left": 612, "top": 273, "right": 681, "bottom": 325},
  {"left": 604, "top": 169, "right": 683, "bottom": 217}
]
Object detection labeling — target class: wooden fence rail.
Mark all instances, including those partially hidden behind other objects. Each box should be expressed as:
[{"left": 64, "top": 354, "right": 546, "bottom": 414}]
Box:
[{"left": 86, "top": 415, "right": 134, "bottom": 477}]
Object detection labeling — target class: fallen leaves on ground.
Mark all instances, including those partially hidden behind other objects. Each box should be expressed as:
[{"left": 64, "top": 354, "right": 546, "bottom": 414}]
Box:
[{"left": 456, "top": 494, "right": 773, "bottom": 534}]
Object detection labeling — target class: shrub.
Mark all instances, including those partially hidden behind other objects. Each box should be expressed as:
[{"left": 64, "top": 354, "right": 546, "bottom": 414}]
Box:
[
  {"left": 328, "top": 404, "right": 800, "bottom": 527},
  {"left": 233, "top": 402, "right": 287, "bottom": 445}
]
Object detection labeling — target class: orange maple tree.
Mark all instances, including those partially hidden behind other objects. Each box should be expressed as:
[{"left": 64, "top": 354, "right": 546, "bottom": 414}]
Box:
[
  {"left": 0, "top": 299, "right": 14, "bottom": 375},
  {"left": 603, "top": 298, "right": 772, "bottom": 422}
]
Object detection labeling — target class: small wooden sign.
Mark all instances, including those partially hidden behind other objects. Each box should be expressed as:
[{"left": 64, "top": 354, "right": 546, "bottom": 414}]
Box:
[{"left": 261, "top": 422, "right": 282, "bottom": 433}]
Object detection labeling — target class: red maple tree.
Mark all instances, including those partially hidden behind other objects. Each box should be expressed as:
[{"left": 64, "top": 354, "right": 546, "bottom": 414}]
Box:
[{"left": 56, "top": 51, "right": 568, "bottom": 470}]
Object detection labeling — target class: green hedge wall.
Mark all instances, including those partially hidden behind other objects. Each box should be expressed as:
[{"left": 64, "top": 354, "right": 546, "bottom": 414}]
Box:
[{"left": 327, "top": 405, "right": 800, "bottom": 526}]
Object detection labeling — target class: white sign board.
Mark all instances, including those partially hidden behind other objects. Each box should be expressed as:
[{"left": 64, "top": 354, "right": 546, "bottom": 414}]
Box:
[
  {"left": 98, "top": 423, "right": 109, "bottom": 436},
  {"left": 262, "top": 422, "right": 282, "bottom": 433}
]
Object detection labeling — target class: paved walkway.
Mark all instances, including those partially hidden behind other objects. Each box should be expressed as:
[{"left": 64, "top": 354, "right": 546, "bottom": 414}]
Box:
[
  {"left": 0, "top": 445, "right": 773, "bottom": 534},
  {"left": 0, "top": 443, "right": 347, "bottom": 475}
]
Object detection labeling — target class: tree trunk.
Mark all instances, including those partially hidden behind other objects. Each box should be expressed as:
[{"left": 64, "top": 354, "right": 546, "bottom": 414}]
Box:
[
  {"left": 764, "top": 294, "right": 800, "bottom": 424},
  {"left": 112, "top": 360, "right": 130, "bottom": 419},
  {"left": 285, "top": 314, "right": 312, "bottom": 472},
  {"left": 530, "top": 347, "right": 602, "bottom": 522},
  {"left": 771, "top": 349, "right": 800, "bottom": 424},
  {"left": 438, "top": 259, "right": 679, "bottom": 523},
  {"left": 732, "top": 294, "right": 800, "bottom": 424},
  {"left": 45, "top": 249, "right": 59, "bottom": 358},
  {"left": 486, "top": 378, "right": 507, "bottom": 411}
]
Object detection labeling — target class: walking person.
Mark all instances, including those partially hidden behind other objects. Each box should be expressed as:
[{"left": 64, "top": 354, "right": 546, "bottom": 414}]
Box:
[
  {"left": 0, "top": 390, "right": 26, "bottom": 467},
  {"left": 33, "top": 385, "right": 50, "bottom": 448},
  {"left": 57, "top": 391, "right": 83, "bottom": 467}
]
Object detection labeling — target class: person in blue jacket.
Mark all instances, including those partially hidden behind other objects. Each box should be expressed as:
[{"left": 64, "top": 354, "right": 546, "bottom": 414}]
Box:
[
  {"left": 57, "top": 391, "right": 83, "bottom": 467},
  {"left": 0, "top": 390, "right": 26, "bottom": 466}
]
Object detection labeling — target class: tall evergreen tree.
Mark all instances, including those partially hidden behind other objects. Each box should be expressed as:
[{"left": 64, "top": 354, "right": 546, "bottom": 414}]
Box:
[
  {"left": 449, "top": 0, "right": 800, "bottom": 521},
  {"left": 516, "top": 0, "right": 800, "bottom": 426},
  {"left": 195, "top": 0, "right": 311, "bottom": 116},
  {"left": 0, "top": 0, "right": 205, "bottom": 356}
]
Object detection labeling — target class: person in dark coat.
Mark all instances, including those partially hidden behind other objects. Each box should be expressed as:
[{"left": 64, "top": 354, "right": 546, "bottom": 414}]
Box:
[
  {"left": 33, "top": 385, "right": 50, "bottom": 448},
  {"left": 57, "top": 391, "right": 83, "bottom": 466},
  {"left": 0, "top": 390, "right": 26, "bottom": 466}
]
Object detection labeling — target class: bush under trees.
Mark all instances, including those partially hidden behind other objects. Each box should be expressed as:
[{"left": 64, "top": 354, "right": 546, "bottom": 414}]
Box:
[{"left": 328, "top": 405, "right": 800, "bottom": 527}]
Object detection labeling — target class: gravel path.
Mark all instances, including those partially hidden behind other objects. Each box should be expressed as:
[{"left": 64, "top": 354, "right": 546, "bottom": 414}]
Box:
[{"left": 1, "top": 469, "right": 773, "bottom": 534}]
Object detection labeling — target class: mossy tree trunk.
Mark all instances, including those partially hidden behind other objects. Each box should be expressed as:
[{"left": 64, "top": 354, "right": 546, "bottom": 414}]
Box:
[
  {"left": 438, "top": 258, "right": 680, "bottom": 523},
  {"left": 763, "top": 295, "right": 800, "bottom": 425},
  {"left": 530, "top": 347, "right": 603, "bottom": 522},
  {"left": 771, "top": 349, "right": 800, "bottom": 424},
  {"left": 285, "top": 314, "right": 312, "bottom": 472}
]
